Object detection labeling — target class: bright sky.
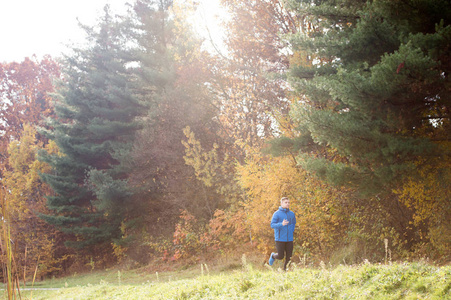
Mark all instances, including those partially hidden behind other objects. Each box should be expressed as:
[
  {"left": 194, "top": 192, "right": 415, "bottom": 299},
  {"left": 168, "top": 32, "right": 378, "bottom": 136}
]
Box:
[{"left": 0, "top": 0, "right": 226, "bottom": 63}]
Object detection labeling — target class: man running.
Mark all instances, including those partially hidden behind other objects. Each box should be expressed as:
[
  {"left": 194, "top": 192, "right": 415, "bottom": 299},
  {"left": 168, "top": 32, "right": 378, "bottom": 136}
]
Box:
[{"left": 268, "top": 197, "right": 296, "bottom": 270}]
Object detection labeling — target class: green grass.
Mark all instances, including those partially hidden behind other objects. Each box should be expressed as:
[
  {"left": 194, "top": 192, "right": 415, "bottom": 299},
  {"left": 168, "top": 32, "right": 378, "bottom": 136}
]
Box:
[{"left": 4, "top": 260, "right": 450, "bottom": 299}]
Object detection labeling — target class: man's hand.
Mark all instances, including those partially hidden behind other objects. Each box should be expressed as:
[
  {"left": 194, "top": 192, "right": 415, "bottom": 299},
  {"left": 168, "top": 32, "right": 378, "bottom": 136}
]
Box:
[{"left": 282, "top": 219, "right": 289, "bottom": 226}]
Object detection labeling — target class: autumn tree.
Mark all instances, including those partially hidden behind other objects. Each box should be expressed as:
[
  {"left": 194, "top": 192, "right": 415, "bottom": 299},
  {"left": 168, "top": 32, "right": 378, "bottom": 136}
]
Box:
[
  {"left": 0, "top": 56, "right": 60, "bottom": 169},
  {"left": 185, "top": 0, "right": 302, "bottom": 197},
  {"left": 2, "top": 124, "right": 68, "bottom": 280},
  {"left": 395, "top": 155, "right": 451, "bottom": 260},
  {"left": 215, "top": 0, "right": 298, "bottom": 144},
  {"left": 183, "top": 0, "right": 300, "bottom": 172}
]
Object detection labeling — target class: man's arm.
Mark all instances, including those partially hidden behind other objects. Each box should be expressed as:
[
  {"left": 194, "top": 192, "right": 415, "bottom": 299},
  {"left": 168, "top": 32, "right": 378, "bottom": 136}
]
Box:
[{"left": 270, "top": 212, "right": 283, "bottom": 229}]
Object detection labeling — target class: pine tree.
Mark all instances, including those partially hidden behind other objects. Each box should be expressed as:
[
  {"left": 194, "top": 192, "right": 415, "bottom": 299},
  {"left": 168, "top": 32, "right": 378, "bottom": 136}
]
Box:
[
  {"left": 278, "top": 0, "right": 451, "bottom": 194},
  {"left": 39, "top": 6, "right": 145, "bottom": 250}
]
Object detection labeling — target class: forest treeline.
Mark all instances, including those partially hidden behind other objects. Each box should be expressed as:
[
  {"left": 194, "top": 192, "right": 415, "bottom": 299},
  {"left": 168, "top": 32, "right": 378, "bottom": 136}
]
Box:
[{"left": 0, "top": 0, "right": 450, "bottom": 280}]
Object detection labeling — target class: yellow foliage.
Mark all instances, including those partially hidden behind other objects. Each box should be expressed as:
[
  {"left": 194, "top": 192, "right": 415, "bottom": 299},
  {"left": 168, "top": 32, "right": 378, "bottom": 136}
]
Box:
[
  {"left": 289, "top": 50, "right": 313, "bottom": 69},
  {"left": 394, "top": 153, "right": 451, "bottom": 257},
  {"left": 182, "top": 126, "right": 220, "bottom": 188},
  {"left": 182, "top": 126, "right": 238, "bottom": 197},
  {"left": 1, "top": 124, "right": 64, "bottom": 279}
]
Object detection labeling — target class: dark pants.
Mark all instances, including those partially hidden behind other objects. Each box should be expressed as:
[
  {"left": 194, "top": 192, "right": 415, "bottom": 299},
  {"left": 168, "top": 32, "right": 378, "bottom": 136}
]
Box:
[{"left": 273, "top": 241, "right": 293, "bottom": 270}]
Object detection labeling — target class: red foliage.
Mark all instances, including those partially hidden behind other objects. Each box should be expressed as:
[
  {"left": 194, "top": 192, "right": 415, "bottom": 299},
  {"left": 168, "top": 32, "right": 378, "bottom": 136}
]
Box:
[
  {"left": 0, "top": 55, "right": 60, "bottom": 165},
  {"left": 171, "top": 210, "right": 205, "bottom": 261}
]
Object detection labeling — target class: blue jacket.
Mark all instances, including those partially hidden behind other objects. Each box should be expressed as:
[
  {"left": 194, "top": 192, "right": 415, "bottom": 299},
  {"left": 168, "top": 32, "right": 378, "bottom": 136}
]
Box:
[{"left": 271, "top": 207, "right": 296, "bottom": 242}]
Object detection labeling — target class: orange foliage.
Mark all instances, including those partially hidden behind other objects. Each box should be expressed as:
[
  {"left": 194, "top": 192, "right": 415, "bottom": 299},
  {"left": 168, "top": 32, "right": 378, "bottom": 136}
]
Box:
[
  {"left": 172, "top": 210, "right": 205, "bottom": 261},
  {"left": 204, "top": 208, "right": 250, "bottom": 253}
]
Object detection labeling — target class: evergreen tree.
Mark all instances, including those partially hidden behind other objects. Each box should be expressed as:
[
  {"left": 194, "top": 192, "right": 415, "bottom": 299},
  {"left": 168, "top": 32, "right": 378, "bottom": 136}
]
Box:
[
  {"left": 278, "top": 0, "right": 451, "bottom": 194},
  {"left": 39, "top": 6, "right": 145, "bottom": 250}
]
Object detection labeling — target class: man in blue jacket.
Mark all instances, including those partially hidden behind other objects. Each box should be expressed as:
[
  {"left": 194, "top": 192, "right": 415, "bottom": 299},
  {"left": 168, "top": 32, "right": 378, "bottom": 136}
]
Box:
[{"left": 268, "top": 197, "right": 296, "bottom": 270}]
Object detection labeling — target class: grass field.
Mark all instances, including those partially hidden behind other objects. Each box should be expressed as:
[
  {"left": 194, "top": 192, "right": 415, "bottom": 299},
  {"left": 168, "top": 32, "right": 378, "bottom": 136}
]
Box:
[{"left": 3, "top": 257, "right": 450, "bottom": 299}]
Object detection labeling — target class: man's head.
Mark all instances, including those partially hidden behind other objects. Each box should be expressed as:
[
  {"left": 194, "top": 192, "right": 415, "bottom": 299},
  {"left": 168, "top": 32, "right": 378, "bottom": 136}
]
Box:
[{"left": 280, "top": 197, "right": 289, "bottom": 209}]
